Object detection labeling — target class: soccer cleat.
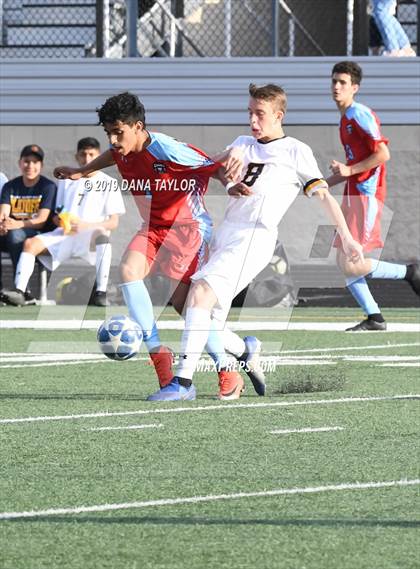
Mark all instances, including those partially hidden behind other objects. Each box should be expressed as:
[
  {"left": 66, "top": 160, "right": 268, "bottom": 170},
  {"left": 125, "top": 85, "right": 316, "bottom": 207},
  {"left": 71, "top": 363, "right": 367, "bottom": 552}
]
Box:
[
  {"left": 147, "top": 377, "right": 196, "bottom": 401},
  {"left": 217, "top": 370, "right": 244, "bottom": 401},
  {"left": 23, "top": 290, "right": 36, "bottom": 305},
  {"left": 3, "top": 288, "right": 26, "bottom": 306},
  {"left": 236, "top": 336, "right": 266, "bottom": 396},
  {"left": 405, "top": 263, "right": 420, "bottom": 296},
  {"left": 150, "top": 346, "right": 175, "bottom": 387},
  {"left": 92, "top": 291, "right": 110, "bottom": 307},
  {"left": 346, "top": 319, "right": 387, "bottom": 332}
]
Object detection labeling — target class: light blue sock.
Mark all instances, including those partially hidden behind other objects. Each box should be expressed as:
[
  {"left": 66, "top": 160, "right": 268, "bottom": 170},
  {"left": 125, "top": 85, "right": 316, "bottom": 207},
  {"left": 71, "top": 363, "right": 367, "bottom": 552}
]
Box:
[
  {"left": 369, "top": 260, "right": 407, "bottom": 280},
  {"left": 120, "top": 280, "right": 161, "bottom": 352},
  {"left": 346, "top": 277, "right": 380, "bottom": 316},
  {"left": 205, "top": 322, "right": 230, "bottom": 372}
]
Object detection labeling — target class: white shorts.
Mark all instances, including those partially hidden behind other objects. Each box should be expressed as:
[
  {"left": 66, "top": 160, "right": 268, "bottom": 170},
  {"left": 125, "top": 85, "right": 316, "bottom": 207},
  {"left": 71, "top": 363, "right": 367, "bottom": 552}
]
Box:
[
  {"left": 191, "top": 220, "right": 277, "bottom": 315},
  {"left": 37, "top": 227, "right": 99, "bottom": 271}
]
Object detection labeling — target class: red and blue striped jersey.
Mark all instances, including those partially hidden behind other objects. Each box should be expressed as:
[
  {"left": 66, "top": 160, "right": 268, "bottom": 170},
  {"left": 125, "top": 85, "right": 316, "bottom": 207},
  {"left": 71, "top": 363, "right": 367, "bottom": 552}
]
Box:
[{"left": 111, "top": 132, "right": 219, "bottom": 227}]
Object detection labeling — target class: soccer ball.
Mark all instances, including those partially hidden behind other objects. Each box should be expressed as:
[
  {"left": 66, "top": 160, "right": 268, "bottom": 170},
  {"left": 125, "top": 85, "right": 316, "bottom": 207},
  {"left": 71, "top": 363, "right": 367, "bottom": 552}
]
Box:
[
  {"left": 270, "top": 254, "right": 288, "bottom": 275},
  {"left": 97, "top": 315, "right": 143, "bottom": 361}
]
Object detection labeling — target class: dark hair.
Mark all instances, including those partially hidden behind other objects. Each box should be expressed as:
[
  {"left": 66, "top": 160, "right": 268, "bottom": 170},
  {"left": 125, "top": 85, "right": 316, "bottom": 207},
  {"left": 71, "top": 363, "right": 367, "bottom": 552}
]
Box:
[
  {"left": 249, "top": 83, "right": 287, "bottom": 114},
  {"left": 77, "top": 137, "right": 100, "bottom": 152},
  {"left": 332, "top": 61, "right": 363, "bottom": 85},
  {"left": 96, "top": 92, "right": 146, "bottom": 126}
]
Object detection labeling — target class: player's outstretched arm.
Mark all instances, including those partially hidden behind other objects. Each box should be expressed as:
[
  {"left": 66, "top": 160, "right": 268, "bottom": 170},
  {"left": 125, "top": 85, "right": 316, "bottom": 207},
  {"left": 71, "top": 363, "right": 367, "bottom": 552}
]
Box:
[
  {"left": 325, "top": 172, "right": 347, "bottom": 188},
  {"left": 54, "top": 150, "right": 115, "bottom": 180},
  {"left": 214, "top": 167, "right": 252, "bottom": 198},
  {"left": 315, "top": 188, "right": 364, "bottom": 264},
  {"left": 211, "top": 146, "right": 244, "bottom": 182}
]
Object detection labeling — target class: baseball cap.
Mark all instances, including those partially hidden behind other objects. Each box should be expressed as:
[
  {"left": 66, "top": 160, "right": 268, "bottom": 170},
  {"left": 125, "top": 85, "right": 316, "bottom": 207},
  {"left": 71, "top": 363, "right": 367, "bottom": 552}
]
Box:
[{"left": 20, "top": 144, "right": 44, "bottom": 162}]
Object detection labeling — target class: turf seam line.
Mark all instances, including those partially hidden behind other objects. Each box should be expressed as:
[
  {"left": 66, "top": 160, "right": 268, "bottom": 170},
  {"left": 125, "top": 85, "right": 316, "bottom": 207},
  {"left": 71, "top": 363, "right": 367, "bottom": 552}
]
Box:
[
  {"left": 0, "top": 394, "right": 418, "bottom": 425},
  {"left": 1, "top": 479, "right": 418, "bottom": 520}
]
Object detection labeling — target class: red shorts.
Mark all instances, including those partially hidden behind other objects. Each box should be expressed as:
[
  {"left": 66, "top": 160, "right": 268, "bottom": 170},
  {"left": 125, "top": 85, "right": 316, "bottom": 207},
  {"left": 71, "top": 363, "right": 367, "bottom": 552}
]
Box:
[
  {"left": 126, "top": 223, "right": 209, "bottom": 284},
  {"left": 334, "top": 191, "right": 384, "bottom": 253}
]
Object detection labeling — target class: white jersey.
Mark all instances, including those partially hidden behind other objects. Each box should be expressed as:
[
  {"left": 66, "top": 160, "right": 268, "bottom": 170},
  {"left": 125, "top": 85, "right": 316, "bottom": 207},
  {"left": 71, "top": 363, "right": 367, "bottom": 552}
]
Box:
[
  {"left": 56, "top": 171, "right": 125, "bottom": 222},
  {"left": 226, "top": 135, "right": 326, "bottom": 229}
]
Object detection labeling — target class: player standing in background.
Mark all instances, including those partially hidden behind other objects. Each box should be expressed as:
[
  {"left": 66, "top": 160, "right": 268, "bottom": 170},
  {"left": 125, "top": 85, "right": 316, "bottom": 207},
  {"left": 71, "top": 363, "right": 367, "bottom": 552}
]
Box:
[
  {"left": 4, "top": 137, "right": 125, "bottom": 307},
  {"left": 53, "top": 92, "right": 261, "bottom": 393},
  {"left": 148, "top": 83, "right": 365, "bottom": 401},
  {"left": 327, "top": 61, "right": 420, "bottom": 331}
]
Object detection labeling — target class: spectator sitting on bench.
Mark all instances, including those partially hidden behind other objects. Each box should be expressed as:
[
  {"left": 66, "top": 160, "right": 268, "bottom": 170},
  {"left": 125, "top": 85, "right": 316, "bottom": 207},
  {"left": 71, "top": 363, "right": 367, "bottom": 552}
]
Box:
[
  {"left": 0, "top": 145, "right": 56, "bottom": 303},
  {"left": 4, "top": 137, "right": 126, "bottom": 307}
]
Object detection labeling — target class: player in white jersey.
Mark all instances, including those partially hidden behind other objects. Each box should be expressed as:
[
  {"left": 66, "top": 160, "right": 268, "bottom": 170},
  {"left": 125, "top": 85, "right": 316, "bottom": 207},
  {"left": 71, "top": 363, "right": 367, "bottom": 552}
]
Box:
[
  {"left": 148, "top": 83, "right": 364, "bottom": 402},
  {"left": 5, "top": 137, "right": 125, "bottom": 307}
]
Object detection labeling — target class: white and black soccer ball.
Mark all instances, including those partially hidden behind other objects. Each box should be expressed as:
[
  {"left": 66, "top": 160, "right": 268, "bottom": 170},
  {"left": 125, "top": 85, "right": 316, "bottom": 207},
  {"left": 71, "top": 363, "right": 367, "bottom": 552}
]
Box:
[{"left": 97, "top": 315, "right": 143, "bottom": 361}]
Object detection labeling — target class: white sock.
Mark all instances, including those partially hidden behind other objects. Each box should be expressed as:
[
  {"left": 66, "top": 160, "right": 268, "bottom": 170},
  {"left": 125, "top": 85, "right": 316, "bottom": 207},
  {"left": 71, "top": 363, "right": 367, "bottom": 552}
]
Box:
[
  {"left": 222, "top": 327, "right": 246, "bottom": 358},
  {"left": 176, "top": 307, "right": 212, "bottom": 380},
  {"left": 95, "top": 243, "right": 112, "bottom": 292},
  {"left": 15, "top": 252, "right": 36, "bottom": 292}
]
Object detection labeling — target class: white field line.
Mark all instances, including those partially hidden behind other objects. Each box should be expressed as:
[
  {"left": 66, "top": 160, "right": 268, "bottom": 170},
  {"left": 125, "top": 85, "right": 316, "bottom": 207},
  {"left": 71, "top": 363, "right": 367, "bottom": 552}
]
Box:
[
  {"left": 0, "top": 359, "right": 116, "bottom": 369},
  {"left": 0, "top": 353, "right": 104, "bottom": 363},
  {"left": 0, "top": 394, "right": 418, "bottom": 426},
  {"left": 274, "top": 342, "right": 420, "bottom": 354},
  {"left": 3, "top": 342, "right": 418, "bottom": 357},
  {"left": 0, "top": 478, "right": 418, "bottom": 521},
  {"left": 270, "top": 426, "right": 344, "bottom": 435},
  {"left": 1, "top": 320, "right": 419, "bottom": 332},
  {"left": 86, "top": 423, "right": 163, "bottom": 432},
  {"left": 270, "top": 360, "right": 335, "bottom": 366},
  {"left": 343, "top": 355, "right": 420, "bottom": 362},
  {"left": 380, "top": 363, "right": 420, "bottom": 367}
]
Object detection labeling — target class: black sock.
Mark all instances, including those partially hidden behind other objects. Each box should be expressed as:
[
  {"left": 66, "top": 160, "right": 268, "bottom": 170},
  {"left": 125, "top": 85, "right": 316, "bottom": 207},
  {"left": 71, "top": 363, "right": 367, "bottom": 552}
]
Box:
[
  {"left": 368, "top": 313, "right": 385, "bottom": 323},
  {"left": 177, "top": 377, "right": 192, "bottom": 388}
]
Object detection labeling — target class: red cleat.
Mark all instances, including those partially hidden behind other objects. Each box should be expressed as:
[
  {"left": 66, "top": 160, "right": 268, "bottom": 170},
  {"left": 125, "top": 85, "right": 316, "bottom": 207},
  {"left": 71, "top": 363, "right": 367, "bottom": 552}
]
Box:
[{"left": 217, "top": 371, "right": 244, "bottom": 400}]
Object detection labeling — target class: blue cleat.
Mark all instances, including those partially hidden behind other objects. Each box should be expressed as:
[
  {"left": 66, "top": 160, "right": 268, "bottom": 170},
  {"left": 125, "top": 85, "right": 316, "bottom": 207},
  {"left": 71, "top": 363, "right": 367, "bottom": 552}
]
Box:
[
  {"left": 147, "top": 377, "right": 196, "bottom": 401},
  {"left": 236, "top": 336, "right": 266, "bottom": 396}
]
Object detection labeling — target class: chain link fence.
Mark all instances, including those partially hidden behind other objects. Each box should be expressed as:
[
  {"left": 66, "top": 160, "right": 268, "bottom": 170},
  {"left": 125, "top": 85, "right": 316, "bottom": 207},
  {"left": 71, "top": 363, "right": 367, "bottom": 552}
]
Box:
[{"left": 0, "top": 0, "right": 418, "bottom": 58}]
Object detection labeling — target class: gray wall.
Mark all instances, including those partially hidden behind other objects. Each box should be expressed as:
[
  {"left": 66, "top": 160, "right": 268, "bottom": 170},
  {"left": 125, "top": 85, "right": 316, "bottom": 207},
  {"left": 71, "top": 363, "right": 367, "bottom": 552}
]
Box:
[{"left": 1, "top": 57, "right": 419, "bottom": 263}]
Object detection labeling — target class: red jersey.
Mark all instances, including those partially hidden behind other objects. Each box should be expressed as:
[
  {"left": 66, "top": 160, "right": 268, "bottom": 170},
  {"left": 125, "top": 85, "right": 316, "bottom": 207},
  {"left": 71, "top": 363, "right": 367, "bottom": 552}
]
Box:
[
  {"left": 339, "top": 101, "right": 388, "bottom": 202},
  {"left": 111, "top": 132, "right": 220, "bottom": 228}
]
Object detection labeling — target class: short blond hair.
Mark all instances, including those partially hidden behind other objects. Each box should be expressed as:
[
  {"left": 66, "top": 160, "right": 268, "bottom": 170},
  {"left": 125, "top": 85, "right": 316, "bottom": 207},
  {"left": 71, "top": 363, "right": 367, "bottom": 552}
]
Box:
[{"left": 249, "top": 83, "right": 287, "bottom": 114}]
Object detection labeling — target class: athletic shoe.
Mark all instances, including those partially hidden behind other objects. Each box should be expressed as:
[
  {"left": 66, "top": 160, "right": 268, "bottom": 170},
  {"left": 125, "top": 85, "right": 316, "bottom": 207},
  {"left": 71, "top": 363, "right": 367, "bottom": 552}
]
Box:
[
  {"left": 218, "top": 371, "right": 244, "bottom": 400},
  {"left": 346, "top": 319, "right": 387, "bottom": 332},
  {"left": 92, "top": 291, "right": 110, "bottom": 307},
  {"left": 23, "top": 290, "right": 36, "bottom": 306},
  {"left": 406, "top": 263, "right": 420, "bottom": 296},
  {"left": 236, "top": 336, "right": 266, "bottom": 396},
  {"left": 147, "top": 377, "right": 196, "bottom": 401},
  {"left": 150, "top": 346, "right": 175, "bottom": 387},
  {"left": 3, "top": 288, "right": 25, "bottom": 306}
]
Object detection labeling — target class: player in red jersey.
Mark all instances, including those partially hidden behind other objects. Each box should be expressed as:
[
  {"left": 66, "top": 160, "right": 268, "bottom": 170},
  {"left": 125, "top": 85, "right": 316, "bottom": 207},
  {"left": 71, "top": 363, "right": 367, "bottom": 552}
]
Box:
[
  {"left": 54, "top": 92, "right": 247, "bottom": 390},
  {"left": 327, "top": 61, "right": 420, "bottom": 331}
]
